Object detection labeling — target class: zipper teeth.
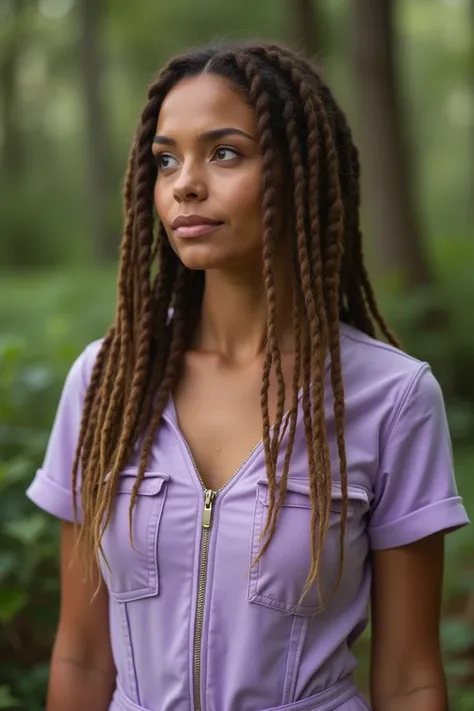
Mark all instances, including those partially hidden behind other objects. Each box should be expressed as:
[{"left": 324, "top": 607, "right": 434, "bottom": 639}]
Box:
[{"left": 193, "top": 525, "right": 210, "bottom": 711}]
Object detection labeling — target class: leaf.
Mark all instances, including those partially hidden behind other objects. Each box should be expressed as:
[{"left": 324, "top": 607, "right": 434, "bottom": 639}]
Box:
[
  {"left": 0, "top": 458, "right": 32, "bottom": 491},
  {"left": 0, "top": 338, "right": 25, "bottom": 364},
  {"left": 450, "top": 688, "right": 474, "bottom": 711},
  {"left": 0, "top": 587, "right": 27, "bottom": 623},
  {"left": 441, "top": 618, "right": 474, "bottom": 654},
  {"left": 5, "top": 515, "right": 48, "bottom": 544},
  {"left": 0, "top": 686, "right": 20, "bottom": 709},
  {"left": 0, "top": 552, "right": 18, "bottom": 582}
]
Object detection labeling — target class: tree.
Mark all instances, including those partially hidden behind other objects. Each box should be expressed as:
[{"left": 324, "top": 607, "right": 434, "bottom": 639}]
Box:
[
  {"left": 349, "top": 0, "right": 432, "bottom": 288},
  {"left": 77, "top": 0, "right": 117, "bottom": 262},
  {"left": 0, "top": 0, "right": 26, "bottom": 178},
  {"left": 470, "top": 0, "right": 474, "bottom": 224},
  {"left": 0, "top": 0, "right": 34, "bottom": 265},
  {"left": 288, "top": 0, "right": 320, "bottom": 59}
]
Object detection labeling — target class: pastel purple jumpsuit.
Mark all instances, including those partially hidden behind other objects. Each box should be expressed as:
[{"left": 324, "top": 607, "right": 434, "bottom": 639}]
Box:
[{"left": 27, "top": 323, "right": 469, "bottom": 710}]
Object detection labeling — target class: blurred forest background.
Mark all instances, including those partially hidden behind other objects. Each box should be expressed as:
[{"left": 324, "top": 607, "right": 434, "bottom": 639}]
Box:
[{"left": 0, "top": 0, "right": 473, "bottom": 709}]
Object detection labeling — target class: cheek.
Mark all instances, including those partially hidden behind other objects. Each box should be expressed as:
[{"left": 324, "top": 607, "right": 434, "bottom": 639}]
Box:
[
  {"left": 154, "top": 178, "right": 177, "bottom": 226},
  {"left": 153, "top": 181, "right": 177, "bottom": 251},
  {"left": 221, "top": 169, "right": 262, "bottom": 226},
  {"left": 153, "top": 180, "right": 166, "bottom": 220}
]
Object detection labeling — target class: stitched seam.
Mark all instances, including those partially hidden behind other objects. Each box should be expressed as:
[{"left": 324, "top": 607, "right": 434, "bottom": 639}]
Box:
[
  {"left": 122, "top": 602, "right": 140, "bottom": 705},
  {"left": 379, "top": 363, "right": 430, "bottom": 458},
  {"left": 249, "top": 484, "right": 265, "bottom": 599},
  {"left": 250, "top": 591, "right": 317, "bottom": 614},
  {"left": 282, "top": 616, "right": 306, "bottom": 704},
  {"left": 341, "top": 326, "right": 420, "bottom": 365},
  {"left": 108, "top": 482, "right": 167, "bottom": 600},
  {"left": 249, "top": 484, "right": 367, "bottom": 614},
  {"left": 289, "top": 617, "right": 308, "bottom": 702},
  {"left": 188, "top": 497, "right": 200, "bottom": 710},
  {"left": 259, "top": 483, "right": 369, "bottom": 508}
]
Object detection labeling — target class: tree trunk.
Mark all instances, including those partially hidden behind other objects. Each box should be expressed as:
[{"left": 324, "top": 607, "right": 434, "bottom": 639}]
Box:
[
  {"left": 0, "top": 38, "right": 22, "bottom": 179},
  {"left": 0, "top": 0, "right": 26, "bottom": 178},
  {"left": 349, "top": 0, "right": 432, "bottom": 288},
  {"left": 289, "top": 0, "right": 320, "bottom": 59},
  {"left": 470, "top": 0, "right": 474, "bottom": 226},
  {"left": 77, "top": 0, "right": 116, "bottom": 262},
  {"left": 0, "top": 0, "right": 33, "bottom": 265}
]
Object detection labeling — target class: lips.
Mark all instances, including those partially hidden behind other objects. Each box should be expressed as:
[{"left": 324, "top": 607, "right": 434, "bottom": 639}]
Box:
[
  {"left": 171, "top": 213, "right": 224, "bottom": 239},
  {"left": 171, "top": 214, "right": 222, "bottom": 229}
]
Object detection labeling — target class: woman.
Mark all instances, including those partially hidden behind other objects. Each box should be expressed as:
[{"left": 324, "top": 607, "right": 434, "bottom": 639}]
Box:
[{"left": 27, "top": 42, "right": 469, "bottom": 711}]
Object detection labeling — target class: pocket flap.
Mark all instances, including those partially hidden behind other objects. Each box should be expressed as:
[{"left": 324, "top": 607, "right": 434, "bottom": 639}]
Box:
[
  {"left": 115, "top": 469, "right": 169, "bottom": 496},
  {"left": 257, "top": 477, "right": 368, "bottom": 508}
]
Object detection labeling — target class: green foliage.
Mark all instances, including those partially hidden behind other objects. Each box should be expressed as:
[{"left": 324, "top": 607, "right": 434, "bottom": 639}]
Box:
[
  {"left": 0, "top": 273, "right": 115, "bottom": 710},
  {"left": 0, "top": 341, "right": 59, "bottom": 710},
  {"left": 0, "top": 267, "right": 473, "bottom": 707}
]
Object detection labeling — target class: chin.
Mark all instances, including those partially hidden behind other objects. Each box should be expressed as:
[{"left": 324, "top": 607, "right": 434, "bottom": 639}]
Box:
[{"left": 175, "top": 244, "right": 234, "bottom": 271}]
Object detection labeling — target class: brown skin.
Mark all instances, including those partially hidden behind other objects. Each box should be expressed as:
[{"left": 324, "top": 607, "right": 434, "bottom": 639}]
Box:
[
  {"left": 370, "top": 534, "right": 448, "bottom": 711},
  {"left": 49, "top": 74, "right": 447, "bottom": 710},
  {"left": 47, "top": 523, "right": 115, "bottom": 711}
]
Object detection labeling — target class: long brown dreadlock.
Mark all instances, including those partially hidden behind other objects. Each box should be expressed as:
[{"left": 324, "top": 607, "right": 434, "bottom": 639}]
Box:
[{"left": 72, "top": 42, "right": 399, "bottom": 601}]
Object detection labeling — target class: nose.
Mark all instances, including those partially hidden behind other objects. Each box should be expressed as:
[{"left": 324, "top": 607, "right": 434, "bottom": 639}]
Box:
[{"left": 173, "top": 162, "right": 208, "bottom": 204}]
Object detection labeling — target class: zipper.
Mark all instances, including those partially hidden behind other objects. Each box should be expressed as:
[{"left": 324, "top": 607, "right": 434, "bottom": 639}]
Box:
[
  {"left": 163, "top": 407, "right": 266, "bottom": 711},
  {"left": 187, "top": 443, "right": 262, "bottom": 711},
  {"left": 193, "top": 488, "right": 216, "bottom": 711},
  {"left": 162, "top": 394, "right": 304, "bottom": 710}
]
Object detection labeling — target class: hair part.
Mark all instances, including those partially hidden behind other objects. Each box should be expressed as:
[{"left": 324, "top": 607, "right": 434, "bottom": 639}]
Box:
[{"left": 72, "top": 40, "right": 399, "bottom": 605}]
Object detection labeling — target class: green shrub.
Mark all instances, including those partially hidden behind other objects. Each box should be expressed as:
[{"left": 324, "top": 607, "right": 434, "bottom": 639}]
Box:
[{"left": 0, "top": 271, "right": 473, "bottom": 708}]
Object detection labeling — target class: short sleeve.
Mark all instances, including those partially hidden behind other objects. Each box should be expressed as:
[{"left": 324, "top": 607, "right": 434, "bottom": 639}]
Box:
[
  {"left": 369, "top": 364, "right": 470, "bottom": 549},
  {"left": 26, "top": 344, "right": 95, "bottom": 523}
]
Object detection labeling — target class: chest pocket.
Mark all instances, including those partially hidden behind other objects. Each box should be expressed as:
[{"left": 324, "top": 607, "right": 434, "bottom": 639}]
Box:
[
  {"left": 99, "top": 468, "right": 169, "bottom": 603},
  {"left": 248, "top": 478, "right": 368, "bottom": 617}
]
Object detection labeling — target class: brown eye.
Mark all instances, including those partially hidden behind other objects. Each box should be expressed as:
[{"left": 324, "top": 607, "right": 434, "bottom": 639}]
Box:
[
  {"left": 213, "top": 146, "right": 240, "bottom": 162},
  {"left": 155, "top": 153, "right": 178, "bottom": 170}
]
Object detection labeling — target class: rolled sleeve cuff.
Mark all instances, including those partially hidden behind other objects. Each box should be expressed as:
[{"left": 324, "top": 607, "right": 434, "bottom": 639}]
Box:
[
  {"left": 26, "top": 469, "right": 81, "bottom": 524},
  {"left": 369, "top": 496, "right": 470, "bottom": 550}
]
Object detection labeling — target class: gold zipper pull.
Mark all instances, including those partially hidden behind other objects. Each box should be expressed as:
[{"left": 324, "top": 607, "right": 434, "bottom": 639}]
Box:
[{"left": 202, "top": 489, "right": 216, "bottom": 529}]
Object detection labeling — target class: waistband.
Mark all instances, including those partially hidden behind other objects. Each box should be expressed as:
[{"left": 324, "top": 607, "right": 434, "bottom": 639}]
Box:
[{"left": 111, "top": 675, "right": 362, "bottom": 711}]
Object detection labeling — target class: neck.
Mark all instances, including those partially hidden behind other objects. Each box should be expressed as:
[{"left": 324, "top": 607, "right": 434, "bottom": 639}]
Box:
[{"left": 194, "top": 262, "right": 295, "bottom": 364}]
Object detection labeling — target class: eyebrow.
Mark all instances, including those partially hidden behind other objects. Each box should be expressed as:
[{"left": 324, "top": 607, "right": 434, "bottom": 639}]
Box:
[{"left": 152, "top": 127, "right": 256, "bottom": 147}]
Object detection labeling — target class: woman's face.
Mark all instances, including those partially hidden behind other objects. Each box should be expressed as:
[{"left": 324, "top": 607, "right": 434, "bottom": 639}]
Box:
[{"left": 153, "top": 74, "right": 264, "bottom": 272}]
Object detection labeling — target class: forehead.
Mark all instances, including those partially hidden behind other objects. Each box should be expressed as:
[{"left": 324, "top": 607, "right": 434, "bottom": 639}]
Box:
[{"left": 156, "top": 74, "right": 256, "bottom": 136}]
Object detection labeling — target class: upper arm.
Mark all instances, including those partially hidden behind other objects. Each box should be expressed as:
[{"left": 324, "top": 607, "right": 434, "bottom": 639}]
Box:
[{"left": 54, "top": 521, "right": 115, "bottom": 677}]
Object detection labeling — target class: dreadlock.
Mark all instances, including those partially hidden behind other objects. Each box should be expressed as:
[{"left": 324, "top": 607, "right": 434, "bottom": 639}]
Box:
[{"left": 72, "top": 41, "right": 399, "bottom": 602}]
